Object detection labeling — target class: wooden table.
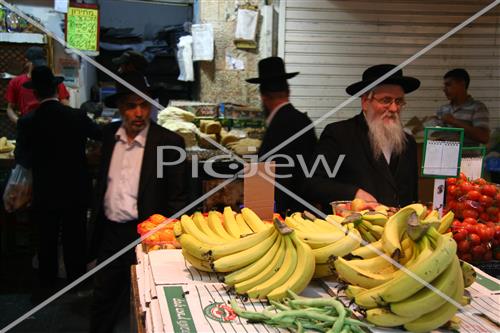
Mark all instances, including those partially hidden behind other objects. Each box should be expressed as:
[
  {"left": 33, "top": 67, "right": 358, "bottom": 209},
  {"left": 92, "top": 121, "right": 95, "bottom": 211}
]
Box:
[{"left": 131, "top": 265, "right": 145, "bottom": 333}]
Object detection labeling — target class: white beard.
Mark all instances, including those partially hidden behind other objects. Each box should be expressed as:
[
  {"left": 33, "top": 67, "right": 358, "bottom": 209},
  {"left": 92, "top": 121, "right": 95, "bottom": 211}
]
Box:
[{"left": 366, "top": 111, "right": 407, "bottom": 161}]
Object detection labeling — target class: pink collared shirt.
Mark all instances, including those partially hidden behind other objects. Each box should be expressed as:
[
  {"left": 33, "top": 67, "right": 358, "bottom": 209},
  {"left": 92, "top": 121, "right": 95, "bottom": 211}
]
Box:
[{"left": 104, "top": 125, "right": 149, "bottom": 222}]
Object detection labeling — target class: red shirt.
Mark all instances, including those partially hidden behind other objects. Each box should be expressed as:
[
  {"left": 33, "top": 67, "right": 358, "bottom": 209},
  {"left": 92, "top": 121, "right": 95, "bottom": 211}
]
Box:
[{"left": 5, "top": 73, "right": 70, "bottom": 116}]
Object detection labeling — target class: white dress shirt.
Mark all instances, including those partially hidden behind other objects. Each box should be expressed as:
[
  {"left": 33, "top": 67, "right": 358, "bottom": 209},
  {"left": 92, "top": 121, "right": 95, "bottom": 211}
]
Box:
[{"left": 104, "top": 125, "right": 149, "bottom": 222}]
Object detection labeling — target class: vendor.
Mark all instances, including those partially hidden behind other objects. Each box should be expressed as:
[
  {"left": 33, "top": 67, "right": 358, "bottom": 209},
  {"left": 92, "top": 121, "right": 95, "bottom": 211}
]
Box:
[
  {"left": 6, "top": 46, "right": 70, "bottom": 124},
  {"left": 304, "top": 64, "right": 420, "bottom": 209},
  {"left": 435, "top": 68, "right": 490, "bottom": 146}
]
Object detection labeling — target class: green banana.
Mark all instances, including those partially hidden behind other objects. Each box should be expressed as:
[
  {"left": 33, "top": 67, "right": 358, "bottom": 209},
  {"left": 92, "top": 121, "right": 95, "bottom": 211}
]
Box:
[
  {"left": 382, "top": 203, "right": 426, "bottom": 259},
  {"left": 390, "top": 256, "right": 462, "bottom": 317},
  {"left": 366, "top": 308, "right": 419, "bottom": 327},
  {"left": 460, "top": 260, "right": 477, "bottom": 288},
  {"left": 356, "top": 228, "right": 456, "bottom": 308}
]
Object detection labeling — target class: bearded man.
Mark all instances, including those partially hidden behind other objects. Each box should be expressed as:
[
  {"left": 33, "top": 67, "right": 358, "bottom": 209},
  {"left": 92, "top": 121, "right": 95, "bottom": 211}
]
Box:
[{"left": 304, "top": 64, "right": 420, "bottom": 208}]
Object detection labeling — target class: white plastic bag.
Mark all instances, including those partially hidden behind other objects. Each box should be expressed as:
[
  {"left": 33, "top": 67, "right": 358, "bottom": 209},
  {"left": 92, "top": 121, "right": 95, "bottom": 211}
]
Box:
[
  {"left": 176, "top": 36, "right": 194, "bottom": 82},
  {"left": 3, "top": 164, "right": 32, "bottom": 212}
]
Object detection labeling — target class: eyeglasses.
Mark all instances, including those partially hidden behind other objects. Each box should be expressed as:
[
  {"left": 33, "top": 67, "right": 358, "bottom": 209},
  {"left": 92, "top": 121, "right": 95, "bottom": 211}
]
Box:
[{"left": 371, "top": 96, "right": 406, "bottom": 107}]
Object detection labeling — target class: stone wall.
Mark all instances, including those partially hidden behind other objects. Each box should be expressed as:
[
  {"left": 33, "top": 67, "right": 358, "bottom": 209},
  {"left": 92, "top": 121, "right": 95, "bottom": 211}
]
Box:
[{"left": 197, "top": 0, "right": 263, "bottom": 106}]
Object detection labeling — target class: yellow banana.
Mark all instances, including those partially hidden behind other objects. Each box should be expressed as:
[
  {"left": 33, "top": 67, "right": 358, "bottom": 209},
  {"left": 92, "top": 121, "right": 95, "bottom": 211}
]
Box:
[
  {"left": 208, "top": 211, "right": 235, "bottom": 241},
  {"left": 247, "top": 236, "right": 298, "bottom": 299},
  {"left": 267, "top": 232, "right": 316, "bottom": 301},
  {"left": 180, "top": 215, "right": 221, "bottom": 245},
  {"left": 235, "top": 213, "right": 254, "bottom": 235},
  {"left": 211, "top": 230, "right": 278, "bottom": 272},
  {"left": 192, "top": 212, "right": 227, "bottom": 243},
  {"left": 182, "top": 250, "right": 212, "bottom": 272},
  {"left": 334, "top": 257, "right": 395, "bottom": 289},
  {"left": 241, "top": 207, "right": 268, "bottom": 232},
  {"left": 177, "top": 233, "right": 212, "bottom": 259},
  {"left": 224, "top": 234, "right": 282, "bottom": 285},
  {"left": 423, "top": 209, "right": 439, "bottom": 221},
  {"left": 345, "top": 285, "right": 366, "bottom": 299},
  {"left": 362, "top": 212, "right": 388, "bottom": 226},
  {"left": 313, "top": 263, "right": 334, "bottom": 278},
  {"left": 350, "top": 239, "right": 384, "bottom": 259},
  {"left": 314, "top": 218, "right": 345, "bottom": 233},
  {"left": 326, "top": 214, "right": 345, "bottom": 224},
  {"left": 391, "top": 256, "right": 462, "bottom": 317},
  {"left": 438, "top": 210, "right": 455, "bottom": 234},
  {"left": 459, "top": 260, "right": 476, "bottom": 288},
  {"left": 382, "top": 203, "right": 426, "bottom": 258},
  {"left": 222, "top": 206, "right": 241, "bottom": 238},
  {"left": 312, "top": 228, "right": 362, "bottom": 264},
  {"left": 366, "top": 308, "right": 418, "bottom": 327},
  {"left": 234, "top": 235, "right": 286, "bottom": 294},
  {"left": 209, "top": 225, "right": 274, "bottom": 259},
  {"left": 356, "top": 229, "right": 456, "bottom": 307},
  {"left": 403, "top": 264, "right": 464, "bottom": 333}
]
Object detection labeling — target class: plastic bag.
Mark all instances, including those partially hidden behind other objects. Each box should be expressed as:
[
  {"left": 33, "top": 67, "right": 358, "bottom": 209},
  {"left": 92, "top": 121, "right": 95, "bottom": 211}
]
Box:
[{"left": 3, "top": 164, "right": 32, "bottom": 212}]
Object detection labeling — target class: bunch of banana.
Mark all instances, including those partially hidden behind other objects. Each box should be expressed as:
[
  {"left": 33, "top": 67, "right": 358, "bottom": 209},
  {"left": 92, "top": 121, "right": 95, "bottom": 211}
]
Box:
[
  {"left": 283, "top": 213, "right": 362, "bottom": 272},
  {"left": 341, "top": 226, "right": 465, "bottom": 333},
  {"left": 176, "top": 208, "right": 316, "bottom": 301}
]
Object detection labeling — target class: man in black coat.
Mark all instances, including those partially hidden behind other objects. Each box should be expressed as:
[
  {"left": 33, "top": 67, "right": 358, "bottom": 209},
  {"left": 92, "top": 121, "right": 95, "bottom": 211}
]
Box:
[
  {"left": 15, "top": 66, "right": 101, "bottom": 291},
  {"left": 247, "top": 57, "right": 317, "bottom": 215},
  {"left": 305, "top": 64, "right": 420, "bottom": 209},
  {"left": 90, "top": 71, "right": 187, "bottom": 333}
]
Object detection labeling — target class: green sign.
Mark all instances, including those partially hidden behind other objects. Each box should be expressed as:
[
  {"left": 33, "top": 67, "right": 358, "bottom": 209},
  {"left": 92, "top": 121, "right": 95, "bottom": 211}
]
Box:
[
  {"left": 164, "top": 286, "right": 197, "bottom": 333},
  {"left": 65, "top": 5, "right": 99, "bottom": 52}
]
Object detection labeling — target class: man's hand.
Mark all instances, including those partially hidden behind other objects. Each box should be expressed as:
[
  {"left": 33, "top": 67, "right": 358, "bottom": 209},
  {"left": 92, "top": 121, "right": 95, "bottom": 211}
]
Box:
[
  {"left": 441, "top": 113, "right": 456, "bottom": 126},
  {"left": 355, "top": 189, "right": 377, "bottom": 202}
]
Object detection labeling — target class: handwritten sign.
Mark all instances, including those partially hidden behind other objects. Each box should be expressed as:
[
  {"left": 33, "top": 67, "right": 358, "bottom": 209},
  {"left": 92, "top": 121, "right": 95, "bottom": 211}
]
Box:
[{"left": 65, "top": 4, "right": 99, "bottom": 52}]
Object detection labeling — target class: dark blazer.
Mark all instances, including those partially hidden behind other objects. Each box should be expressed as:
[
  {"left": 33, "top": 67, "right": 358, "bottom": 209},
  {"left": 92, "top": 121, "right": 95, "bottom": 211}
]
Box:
[
  {"left": 304, "top": 112, "right": 418, "bottom": 209},
  {"left": 93, "top": 121, "right": 187, "bottom": 223},
  {"left": 15, "top": 100, "right": 101, "bottom": 210},
  {"left": 259, "top": 103, "right": 317, "bottom": 214}
]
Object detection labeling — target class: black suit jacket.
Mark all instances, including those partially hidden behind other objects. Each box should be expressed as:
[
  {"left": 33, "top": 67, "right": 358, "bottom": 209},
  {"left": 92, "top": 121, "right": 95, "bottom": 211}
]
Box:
[
  {"left": 304, "top": 112, "right": 418, "bottom": 208},
  {"left": 259, "top": 104, "right": 317, "bottom": 214},
  {"left": 15, "top": 100, "right": 101, "bottom": 210},
  {"left": 93, "top": 121, "right": 187, "bottom": 223}
]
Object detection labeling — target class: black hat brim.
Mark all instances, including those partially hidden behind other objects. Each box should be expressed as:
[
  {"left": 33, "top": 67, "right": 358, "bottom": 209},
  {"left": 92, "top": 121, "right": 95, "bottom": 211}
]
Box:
[
  {"left": 104, "top": 86, "right": 161, "bottom": 108},
  {"left": 246, "top": 72, "right": 299, "bottom": 84},
  {"left": 23, "top": 76, "right": 64, "bottom": 89},
  {"left": 346, "top": 77, "right": 420, "bottom": 96}
]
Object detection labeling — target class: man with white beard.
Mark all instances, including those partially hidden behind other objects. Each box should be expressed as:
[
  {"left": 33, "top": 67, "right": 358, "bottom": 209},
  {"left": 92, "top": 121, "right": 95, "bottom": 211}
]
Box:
[{"left": 304, "top": 64, "right": 420, "bottom": 209}]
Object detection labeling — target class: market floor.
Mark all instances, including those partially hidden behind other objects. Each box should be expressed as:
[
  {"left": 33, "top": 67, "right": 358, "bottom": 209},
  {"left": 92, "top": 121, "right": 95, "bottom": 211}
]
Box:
[{"left": 0, "top": 222, "right": 132, "bottom": 333}]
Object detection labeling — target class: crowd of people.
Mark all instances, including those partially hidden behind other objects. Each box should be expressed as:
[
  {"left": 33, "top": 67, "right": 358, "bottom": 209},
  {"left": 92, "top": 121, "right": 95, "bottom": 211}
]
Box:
[{"left": 5, "top": 48, "right": 492, "bottom": 332}]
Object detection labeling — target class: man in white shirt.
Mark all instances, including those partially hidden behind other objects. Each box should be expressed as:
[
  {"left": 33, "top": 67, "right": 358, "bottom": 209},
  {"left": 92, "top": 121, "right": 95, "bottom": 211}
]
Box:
[{"left": 90, "top": 71, "right": 186, "bottom": 333}]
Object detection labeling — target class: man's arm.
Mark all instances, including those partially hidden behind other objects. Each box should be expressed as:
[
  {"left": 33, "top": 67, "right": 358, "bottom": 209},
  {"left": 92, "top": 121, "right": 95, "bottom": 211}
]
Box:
[
  {"left": 441, "top": 114, "right": 490, "bottom": 144},
  {"left": 6, "top": 103, "right": 19, "bottom": 124}
]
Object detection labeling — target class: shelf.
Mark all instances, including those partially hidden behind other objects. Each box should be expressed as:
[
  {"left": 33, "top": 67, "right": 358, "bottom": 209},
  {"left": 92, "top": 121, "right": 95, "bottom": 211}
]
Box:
[{"left": 0, "top": 32, "right": 45, "bottom": 44}]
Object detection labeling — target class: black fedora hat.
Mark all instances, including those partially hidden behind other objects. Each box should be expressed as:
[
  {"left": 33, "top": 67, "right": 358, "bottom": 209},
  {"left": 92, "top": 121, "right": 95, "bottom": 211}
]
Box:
[
  {"left": 346, "top": 64, "right": 420, "bottom": 96},
  {"left": 246, "top": 57, "right": 299, "bottom": 84},
  {"left": 23, "top": 66, "right": 64, "bottom": 90},
  {"left": 112, "top": 50, "right": 148, "bottom": 72},
  {"left": 104, "top": 71, "right": 160, "bottom": 108}
]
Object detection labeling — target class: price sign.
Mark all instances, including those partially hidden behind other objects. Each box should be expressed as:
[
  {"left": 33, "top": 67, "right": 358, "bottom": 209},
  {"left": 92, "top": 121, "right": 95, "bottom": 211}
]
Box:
[{"left": 65, "top": 4, "right": 99, "bottom": 52}]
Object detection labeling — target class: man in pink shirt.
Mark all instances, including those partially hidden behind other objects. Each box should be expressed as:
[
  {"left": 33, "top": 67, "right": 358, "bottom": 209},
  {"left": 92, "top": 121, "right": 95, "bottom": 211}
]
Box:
[{"left": 5, "top": 46, "right": 70, "bottom": 124}]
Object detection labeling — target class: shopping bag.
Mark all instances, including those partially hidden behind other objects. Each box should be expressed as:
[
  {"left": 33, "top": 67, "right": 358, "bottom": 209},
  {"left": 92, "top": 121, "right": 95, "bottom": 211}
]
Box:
[{"left": 3, "top": 164, "right": 32, "bottom": 212}]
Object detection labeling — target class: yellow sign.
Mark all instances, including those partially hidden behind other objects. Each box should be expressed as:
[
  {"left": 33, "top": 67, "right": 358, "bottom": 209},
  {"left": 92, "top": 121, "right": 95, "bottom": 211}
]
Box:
[{"left": 66, "top": 5, "right": 99, "bottom": 52}]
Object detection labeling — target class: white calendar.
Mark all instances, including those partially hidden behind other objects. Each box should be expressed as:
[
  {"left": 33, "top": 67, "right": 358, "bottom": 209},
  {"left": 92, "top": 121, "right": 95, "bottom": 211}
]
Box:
[{"left": 422, "top": 140, "right": 461, "bottom": 177}]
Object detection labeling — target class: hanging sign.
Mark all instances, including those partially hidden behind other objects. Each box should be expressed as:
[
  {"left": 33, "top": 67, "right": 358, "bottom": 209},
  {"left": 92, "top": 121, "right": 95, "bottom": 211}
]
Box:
[{"left": 65, "top": 3, "right": 99, "bottom": 52}]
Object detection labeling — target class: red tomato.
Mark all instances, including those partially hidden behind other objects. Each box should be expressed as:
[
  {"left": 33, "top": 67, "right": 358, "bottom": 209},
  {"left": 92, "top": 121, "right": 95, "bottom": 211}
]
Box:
[
  {"left": 479, "top": 195, "right": 494, "bottom": 208},
  {"left": 479, "top": 213, "right": 490, "bottom": 222},
  {"left": 447, "top": 177, "right": 458, "bottom": 186},
  {"left": 469, "top": 233, "right": 481, "bottom": 246},
  {"left": 459, "top": 172, "right": 468, "bottom": 181},
  {"left": 472, "top": 244, "right": 486, "bottom": 260},
  {"left": 465, "top": 223, "right": 478, "bottom": 234},
  {"left": 486, "top": 206, "right": 499, "bottom": 216},
  {"left": 460, "top": 181, "right": 473, "bottom": 194},
  {"left": 457, "top": 239, "right": 470, "bottom": 253},
  {"left": 462, "top": 209, "right": 479, "bottom": 220},
  {"left": 490, "top": 213, "right": 499, "bottom": 223},
  {"left": 447, "top": 200, "right": 458, "bottom": 211},
  {"left": 496, "top": 192, "right": 500, "bottom": 202},
  {"left": 459, "top": 253, "right": 473, "bottom": 262},
  {"left": 447, "top": 184, "right": 457, "bottom": 195},
  {"left": 495, "top": 225, "right": 500, "bottom": 240},
  {"left": 475, "top": 178, "right": 487, "bottom": 186},
  {"left": 485, "top": 221, "right": 496, "bottom": 228},
  {"left": 483, "top": 250, "right": 493, "bottom": 262},
  {"left": 463, "top": 217, "right": 478, "bottom": 225},
  {"left": 452, "top": 220, "right": 462, "bottom": 229},
  {"left": 482, "top": 185, "right": 498, "bottom": 197},
  {"left": 466, "top": 190, "right": 482, "bottom": 201},
  {"left": 477, "top": 225, "right": 494, "bottom": 242},
  {"left": 453, "top": 229, "right": 468, "bottom": 242}
]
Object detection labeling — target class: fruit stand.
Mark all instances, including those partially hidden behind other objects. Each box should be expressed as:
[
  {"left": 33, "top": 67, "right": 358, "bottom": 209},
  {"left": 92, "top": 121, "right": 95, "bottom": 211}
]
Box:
[{"left": 132, "top": 196, "right": 500, "bottom": 333}]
